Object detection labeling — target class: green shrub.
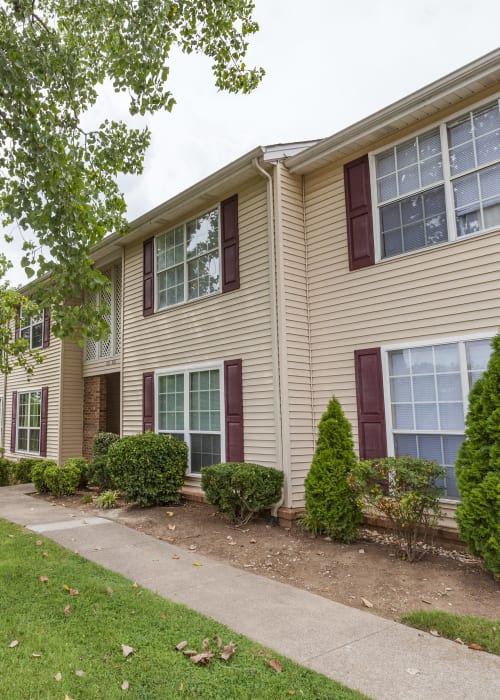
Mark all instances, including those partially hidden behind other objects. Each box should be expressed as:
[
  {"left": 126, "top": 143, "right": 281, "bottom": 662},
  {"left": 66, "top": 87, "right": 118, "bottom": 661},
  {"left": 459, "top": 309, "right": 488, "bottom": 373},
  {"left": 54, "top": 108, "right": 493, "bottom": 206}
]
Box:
[
  {"left": 88, "top": 432, "right": 120, "bottom": 490},
  {"left": 352, "top": 457, "right": 445, "bottom": 562},
  {"left": 0, "top": 458, "right": 11, "bottom": 486},
  {"left": 11, "top": 457, "right": 42, "bottom": 484},
  {"left": 80, "top": 494, "right": 93, "bottom": 504},
  {"left": 96, "top": 490, "right": 119, "bottom": 509},
  {"left": 44, "top": 461, "right": 81, "bottom": 497},
  {"left": 62, "top": 457, "right": 89, "bottom": 488},
  {"left": 107, "top": 432, "right": 187, "bottom": 506},
  {"left": 456, "top": 335, "right": 500, "bottom": 576},
  {"left": 302, "top": 397, "right": 362, "bottom": 542},
  {"left": 31, "top": 460, "right": 58, "bottom": 493},
  {"left": 201, "top": 463, "right": 284, "bottom": 524},
  {"left": 93, "top": 432, "right": 120, "bottom": 459}
]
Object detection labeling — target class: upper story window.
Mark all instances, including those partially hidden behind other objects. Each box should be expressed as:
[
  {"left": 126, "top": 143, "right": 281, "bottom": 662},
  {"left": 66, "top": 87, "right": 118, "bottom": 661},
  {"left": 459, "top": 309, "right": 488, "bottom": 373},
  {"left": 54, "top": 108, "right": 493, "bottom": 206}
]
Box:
[
  {"left": 19, "top": 311, "right": 43, "bottom": 350},
  {"left": 374, "top": 100, "right": 500, "bottom": 259},
  {"left": 156, "top": 208, "right": 220, "bottom": 309}
]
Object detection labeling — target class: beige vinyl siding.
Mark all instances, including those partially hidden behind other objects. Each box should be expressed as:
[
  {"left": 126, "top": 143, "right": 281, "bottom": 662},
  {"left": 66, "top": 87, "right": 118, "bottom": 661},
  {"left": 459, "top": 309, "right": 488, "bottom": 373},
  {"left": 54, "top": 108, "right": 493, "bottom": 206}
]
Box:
[
  {"left": 276, "top": 164, "right": 315, "bottom": 508},
  {"left": 4, "top": 337, "right": 62, "bottom": 463},
  {"left": 59, "top": 339, "right": 84, "bottom": 462},
  {"left": 302, "top": 136, "right": 500, "bottom": 516},
  {"left": 83, "top": 357, "right": 121, "bottom": 378},
  {"left": 121, "top": 177, "right": 278, "bottom": 489}
]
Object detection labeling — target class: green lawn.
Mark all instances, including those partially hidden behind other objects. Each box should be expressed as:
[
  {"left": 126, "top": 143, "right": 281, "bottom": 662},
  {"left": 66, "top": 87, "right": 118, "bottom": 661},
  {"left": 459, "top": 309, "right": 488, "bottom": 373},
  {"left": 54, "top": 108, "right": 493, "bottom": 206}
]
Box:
[
  {"left": 401, "top": 610, "right": 500, "bottom": 656},
  {"left": 0, "top": 519, "right": 369, "bottom": 699}
]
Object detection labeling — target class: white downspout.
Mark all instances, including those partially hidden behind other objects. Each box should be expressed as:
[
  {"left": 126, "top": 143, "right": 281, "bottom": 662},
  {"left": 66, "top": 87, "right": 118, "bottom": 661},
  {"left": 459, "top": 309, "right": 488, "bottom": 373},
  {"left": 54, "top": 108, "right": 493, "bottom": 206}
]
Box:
[{"left": 252, "top": 157, "right": 285, "bottom": 521}]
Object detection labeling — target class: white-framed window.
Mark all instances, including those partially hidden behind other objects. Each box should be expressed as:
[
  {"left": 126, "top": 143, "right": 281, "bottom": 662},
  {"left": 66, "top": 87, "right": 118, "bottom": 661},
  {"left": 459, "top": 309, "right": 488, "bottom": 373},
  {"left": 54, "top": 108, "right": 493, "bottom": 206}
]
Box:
[
  {"left": 17, "top": 390, "right": 42, "bottom": 454},
  {"left": 156, "top": 362, "right": 224, "bottom": 475},
  {"left": 383, "top": 334, "right": 494, "bottom": 499},
  {"left": 0, "top": 395, "right": 3, "bottom": 448},
  {"left": 156, "top": 208, "right": 220, "bottom": 309},
  {"left": 372, "top": 98, "right": 500, "bottom": 259},
  {"left": 19, "top": 311, "right": 43, "bottom": 350}
]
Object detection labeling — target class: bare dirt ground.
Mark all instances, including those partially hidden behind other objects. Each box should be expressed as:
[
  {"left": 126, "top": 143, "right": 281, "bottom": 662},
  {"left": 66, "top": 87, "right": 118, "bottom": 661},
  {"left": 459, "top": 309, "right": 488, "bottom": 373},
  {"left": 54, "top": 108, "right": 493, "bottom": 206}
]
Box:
[{"left": 33, "top": 491, "right": 500, "bottom": 623}]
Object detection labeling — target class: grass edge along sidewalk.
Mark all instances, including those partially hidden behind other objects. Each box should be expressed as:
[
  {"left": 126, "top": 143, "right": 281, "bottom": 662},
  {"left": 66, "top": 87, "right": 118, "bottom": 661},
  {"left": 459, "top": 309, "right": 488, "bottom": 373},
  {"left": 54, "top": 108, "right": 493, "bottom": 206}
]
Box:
[{"left": 0, "top": 519, "right": 370, "bottom": 700}]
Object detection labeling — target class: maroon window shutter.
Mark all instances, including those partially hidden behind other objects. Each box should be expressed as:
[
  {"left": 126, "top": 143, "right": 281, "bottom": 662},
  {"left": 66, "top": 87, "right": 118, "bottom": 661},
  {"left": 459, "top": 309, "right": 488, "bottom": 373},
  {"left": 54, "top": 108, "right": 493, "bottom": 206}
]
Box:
[
  {"left": 10, "top": 391, "right": 17, "bottom": 453},
  {"left": 143, "top": 372, "right": 155, "bottom": 433},
  {"left": 143, "top": 237, "right": 154, "bottom": 316},
  {"left": 42, "top": 309, "right": 50, "bottom": 349},
  {"left": 344, "top": 155, "right": 375, "bottom": 270},
  {"left": 354, "top": 348, "right": 387, "bottom": 460},
  {"left": 221, "top": 195, "right": 240, "bottom": 293},
  {"left": 224, "top": 359, "right": 244, "bottom": 462},
  {"left": 40, "top": 387, "right": 49, "bottom": 457},
  {"left": 14, "top": 306, "right": 20, "bottom": 340}
]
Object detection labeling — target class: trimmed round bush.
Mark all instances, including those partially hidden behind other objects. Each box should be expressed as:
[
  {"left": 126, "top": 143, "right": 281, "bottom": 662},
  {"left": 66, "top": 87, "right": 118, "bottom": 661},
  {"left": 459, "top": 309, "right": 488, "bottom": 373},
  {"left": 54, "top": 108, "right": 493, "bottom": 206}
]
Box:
[
  {"left": 93, "top": 432, "right": 120, "bottom": 459},
  {"left": 302, "top": 396, "right": 362, "bottom": 543},
  {"left": 63, "top": 457, "right": 90, "bottom": 488},
  {"left": 201, "top": 462, "right": 284, "bottom": 524},
  {"left": 107, "top": 432, "right": 188, "bottom": 506},
  {"left": 88, "top": 432, "right": 121, "bottom": 489},
  {"left": 31, "top": 460, "right": 58, "bottom": 493},
  {"left": 44, "top": 461, "right": 81, "bottom": 497},
  {"left": 11, "top": 457, "right": 41, "bottom": 484},
  {"left": 0, "top": 458, "right": 12, "bottom": 486}
]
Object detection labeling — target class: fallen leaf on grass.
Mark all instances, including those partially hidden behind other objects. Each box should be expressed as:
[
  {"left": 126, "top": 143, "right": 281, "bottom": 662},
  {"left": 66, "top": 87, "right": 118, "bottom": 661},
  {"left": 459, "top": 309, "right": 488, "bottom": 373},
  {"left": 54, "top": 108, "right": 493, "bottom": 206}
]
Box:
[
  {"left": 121, "top": 645, "right": 135, "bottom": 657},
  {"left": 8, "top": 640, "right": 18, "bottom": 648},
  {"left": 132, "top": 582, "right": 139, "bottom": 588},
  {"left": 32, "top": 653, "right": 42, "bottom": 657},
  {"left": 39, "top": 576, "right": 49, "bottom": 583},
  {"left": 42, "top": 552, "right": 48, "bottom": 557},
  {"left": 455, "top": 638, "right": 465, "bottom": 645},
  {"left": 121, "top": 680, "right": 129, "bottom": 690},
  {"left": 191, "top": 651, "right": 214, "bottom": 665},
  {"left": 220, "top": 643, "right": 237, "bottom": 661},
  {"left": 54, "top": 672, "right": 62, "bottom": 681},
  {"left": 69, "top": 588, "right": 79, "bottom": 596},
  {"left": 429, "top": 630, "right": 440, "bottom": 637},
  {"left": 160, "top": 613, "right": 166, "bottom": 619},
  {"left": 175, "top": 641, "right": 188, "bottom": 651},
  {"left": 182, "top": 649, "right": 198, "bottom": 656},
  {"left": 361, "top": 597, "right": 373, "bottom": 608},
  {"left": 75, "top": 669, "right": 85, "bottom": 677},
  {"left": 63, "top": 605, "right": 71, "bottom": 616},
  {"left": 215, "top": 636, "right": 222, "bottom": 648},
  {"left": 468, "top": 643, "right": 485, "bottom": 651},
  {"left": 202, "top": 638, "right": 210, "bottom": 649},
  {"left": 107, "top": 587, "right": 113, "bottom": 594},
  {"left": 36, "top": 540, "right": 42, "bottom": 546},
  {"left": 268, "top": 660, "right": 282, "bottom": 673},
  {"left": 64, "top": 695, "right": 75, "bottom": 700}
]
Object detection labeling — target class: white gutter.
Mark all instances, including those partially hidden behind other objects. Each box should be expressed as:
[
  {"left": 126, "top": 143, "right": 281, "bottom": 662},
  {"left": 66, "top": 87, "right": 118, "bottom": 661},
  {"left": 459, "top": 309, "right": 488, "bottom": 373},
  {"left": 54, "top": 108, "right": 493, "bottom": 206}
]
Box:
[{"left": 252, "top": 157, "right": 285, "bottom": 521}]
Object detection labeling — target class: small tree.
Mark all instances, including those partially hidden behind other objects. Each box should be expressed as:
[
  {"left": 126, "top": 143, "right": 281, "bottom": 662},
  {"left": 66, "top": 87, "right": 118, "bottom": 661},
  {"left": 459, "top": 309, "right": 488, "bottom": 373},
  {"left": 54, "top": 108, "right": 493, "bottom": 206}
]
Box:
[
  {"left": 302, "top": 397, "right": 362, "bottom": 542},
  {"left": 456, "top": 335, "right": 500, "bottom": 577}
]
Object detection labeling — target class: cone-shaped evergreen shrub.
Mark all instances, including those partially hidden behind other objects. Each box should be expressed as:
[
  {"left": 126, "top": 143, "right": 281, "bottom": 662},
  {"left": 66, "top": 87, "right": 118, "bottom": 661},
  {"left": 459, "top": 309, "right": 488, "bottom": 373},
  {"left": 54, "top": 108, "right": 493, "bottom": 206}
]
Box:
[
  {"left": 303, "top": 396, "right": 362, "bottom": 542},
  {"left": 456, "top": 335, "right": 500, "bottom": 577}
]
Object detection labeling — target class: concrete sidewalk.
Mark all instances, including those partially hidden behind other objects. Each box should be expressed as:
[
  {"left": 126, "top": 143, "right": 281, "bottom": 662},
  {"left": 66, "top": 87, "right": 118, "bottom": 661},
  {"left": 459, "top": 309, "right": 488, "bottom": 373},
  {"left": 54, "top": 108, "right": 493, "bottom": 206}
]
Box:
[{"left": 1, "top": 484, "right": 498, "bottom": 700}]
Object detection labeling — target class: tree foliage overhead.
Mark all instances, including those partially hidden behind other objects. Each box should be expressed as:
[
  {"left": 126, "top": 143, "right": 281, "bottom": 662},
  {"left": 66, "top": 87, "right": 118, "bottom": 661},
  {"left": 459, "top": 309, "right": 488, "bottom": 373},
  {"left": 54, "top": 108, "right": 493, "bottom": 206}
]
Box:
[{"left": 0, "top": 0, "right": 263, "bottom": 373}]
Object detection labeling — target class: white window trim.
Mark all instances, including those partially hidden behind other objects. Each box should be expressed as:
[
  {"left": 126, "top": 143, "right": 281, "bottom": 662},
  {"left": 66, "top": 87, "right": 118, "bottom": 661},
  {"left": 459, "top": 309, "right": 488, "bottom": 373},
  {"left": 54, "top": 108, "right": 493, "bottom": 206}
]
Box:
[
  {"left": 370, "top": 95, "right": 500, "bottom": 264},
  {"left": 154, "top": 360, "right": 225, "bottom": 477},
  {"left": 16, "top": 388, "right": 42, "bottom": 455},
  {"left": 381, "top": 331, "right": 496, "bottom": 502},
  {"left": 154, "top": 205, "right": 222, "bottom": 313},
  {"left": 19, "top": 311, "right": 43, "bottom": 350}
]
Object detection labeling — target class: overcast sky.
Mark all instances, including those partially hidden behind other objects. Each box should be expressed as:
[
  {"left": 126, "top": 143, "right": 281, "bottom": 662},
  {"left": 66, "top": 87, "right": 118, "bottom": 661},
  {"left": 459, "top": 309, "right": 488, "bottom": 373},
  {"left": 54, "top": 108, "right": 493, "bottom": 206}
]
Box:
[{"left": 4, "top": 0, "right": 500, "bottom": 286}]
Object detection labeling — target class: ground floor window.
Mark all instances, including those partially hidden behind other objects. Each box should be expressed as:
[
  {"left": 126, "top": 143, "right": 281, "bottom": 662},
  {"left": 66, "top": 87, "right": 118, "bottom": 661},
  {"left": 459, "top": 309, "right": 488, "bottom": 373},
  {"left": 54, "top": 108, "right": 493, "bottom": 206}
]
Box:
[
  {"left": 385, "top": 336, "right": 492, "bottom": 498},
  {"left": 156, "top": 365, "right": 222, "bottom": 474},
  {"left": 17, "top": 390, "right": 41, "bottom": 454}
]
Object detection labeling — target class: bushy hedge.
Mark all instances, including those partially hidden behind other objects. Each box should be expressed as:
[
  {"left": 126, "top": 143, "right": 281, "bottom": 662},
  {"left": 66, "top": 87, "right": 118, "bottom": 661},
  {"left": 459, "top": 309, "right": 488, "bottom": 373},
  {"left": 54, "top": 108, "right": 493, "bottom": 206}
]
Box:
[
  {"left": 352, "top": 456, "right": 444, "bottom": 561},
  {"left": 63, "top": 457, "right": 90, "bottom": 488},
  {"left": 107, "top": 432, "right": 187, "bottom": 506},
  {"left": 87, "top": 432, "right": 120, "bottom": 489},
  {"left": 11, "top": 457, "right": 42, "bottom": 484},
  {"left": 201, "top": 462, "right": 284, "bottom": 524},
  {"left": 44, "top": 460, "right": 82, "bottom": 497},
  {"left": 302, "top": 397, "right": 362, "bottom": 542},
  {"left": 31, "top": 460, "right": 58, "bottom": 493},
  {"left": 456, "top": 335, "right": 500, "bottom": 576},
  {"left": 0, "top": 458, "right": 11, "bottom": 486}
]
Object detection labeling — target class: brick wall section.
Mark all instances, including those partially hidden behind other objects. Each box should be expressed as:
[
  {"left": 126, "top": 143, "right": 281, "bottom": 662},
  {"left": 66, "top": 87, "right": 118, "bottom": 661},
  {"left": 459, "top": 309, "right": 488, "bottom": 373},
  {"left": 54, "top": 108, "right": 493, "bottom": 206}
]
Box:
[{"left": 83, "top": 376, "right": 107, "bottom": 460}]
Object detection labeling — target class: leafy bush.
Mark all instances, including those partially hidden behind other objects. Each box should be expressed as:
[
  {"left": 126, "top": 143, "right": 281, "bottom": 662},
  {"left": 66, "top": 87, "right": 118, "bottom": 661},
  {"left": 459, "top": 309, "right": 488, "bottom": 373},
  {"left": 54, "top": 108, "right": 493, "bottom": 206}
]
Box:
[
  {"left": 93, "top": 432, "right": 120, "bottom": 459},
  {"left": 62, "top": 457, "right": 89, "bottom": 488},
  {"left": 96, "top": 490, "right": 119, "bottom": 509},
  {"left": 201, "top": 463, "right": 284, "bottom": 524},
  {"left": 352, "top": 457, "right": 445, "bottom": 561},
  {"left": 88, "top": 432, "right": 120, "bottom": 489},
  {"left": 31, "top": 460, "right": 58, "bottom": 493},
  {"left": 456, "top": 335, "right": 500, "bottom": 576},
  {"left": 11, "top": 457, "right": 42, "bottom": 484},
  {"left": 302, "top": 397, "right": 362, "bottom": 542},
  {"left": 44, "top": 460, "right": 81, "bottom": 497},
  {"left": 107, "top": 432, "right": 187, "bottom": 506},
  {"left": 0, "top": 458, "right": 12, "bottom": 486}
]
